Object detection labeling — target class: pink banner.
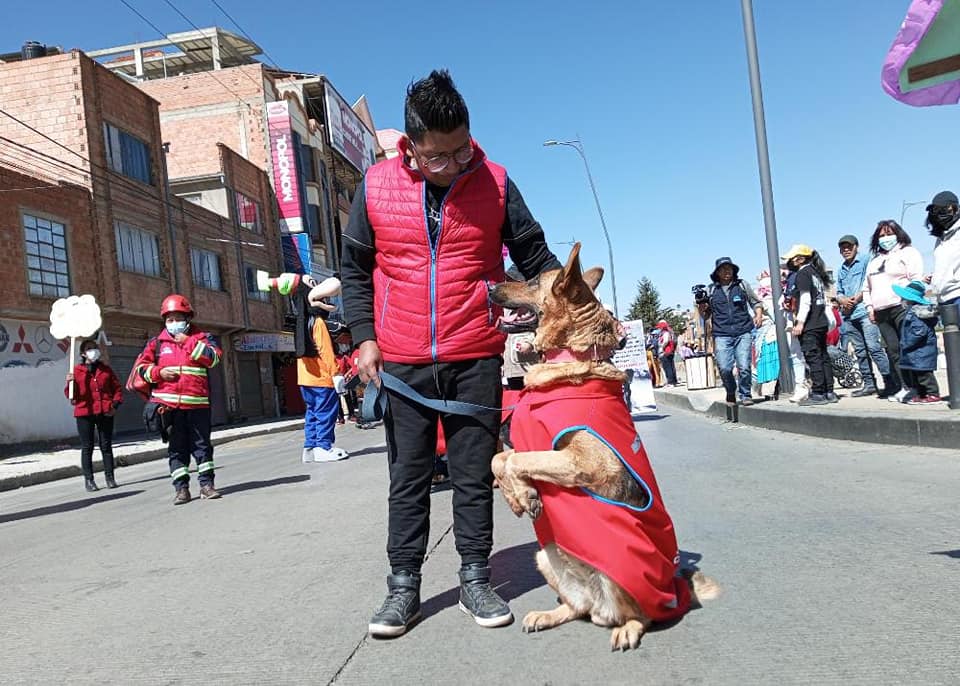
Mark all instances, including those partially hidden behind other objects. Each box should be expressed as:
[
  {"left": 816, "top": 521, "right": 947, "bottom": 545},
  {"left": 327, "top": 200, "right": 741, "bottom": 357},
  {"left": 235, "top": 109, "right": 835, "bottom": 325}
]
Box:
[{"left": 267, "top": 101, "right": 304, "bottom": 232}]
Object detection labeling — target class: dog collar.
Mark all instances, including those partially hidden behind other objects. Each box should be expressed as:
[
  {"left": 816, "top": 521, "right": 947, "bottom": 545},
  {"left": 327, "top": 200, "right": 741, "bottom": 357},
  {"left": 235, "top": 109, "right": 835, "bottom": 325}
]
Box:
[{"left": 542, "top": 345, "right": 613, "bottom": 363}]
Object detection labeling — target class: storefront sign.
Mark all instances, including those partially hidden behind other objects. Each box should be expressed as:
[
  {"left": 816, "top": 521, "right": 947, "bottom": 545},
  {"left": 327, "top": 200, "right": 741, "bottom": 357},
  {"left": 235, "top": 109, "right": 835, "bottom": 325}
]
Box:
[
  {"left": 233, "top": 332, "right": 295, "bottom": 353},
  {"left": 267, "top": 100, "right": 304, "bottom": 233},
  {"left": 324, "top": 83, "right": 377, "bottom": 173}
]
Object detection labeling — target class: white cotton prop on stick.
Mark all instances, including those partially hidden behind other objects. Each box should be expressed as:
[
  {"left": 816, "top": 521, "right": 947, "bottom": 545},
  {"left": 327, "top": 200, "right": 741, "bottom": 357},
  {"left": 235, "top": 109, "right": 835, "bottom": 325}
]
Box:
[{"left": 49, "top": 294, "right": 102, "bottom": 400}]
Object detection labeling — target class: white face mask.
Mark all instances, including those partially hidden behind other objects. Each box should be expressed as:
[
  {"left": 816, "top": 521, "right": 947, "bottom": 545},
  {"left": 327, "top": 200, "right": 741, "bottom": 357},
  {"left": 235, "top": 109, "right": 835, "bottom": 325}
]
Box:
[
  {"left": 878, "top": 235, "right": 898, "bottom": 252},
  {"left": 84, "top": 349, "right": 101, "bottom": 363},
  {"left": 166, "top": 320, "right": 189, "bottom": 336}
]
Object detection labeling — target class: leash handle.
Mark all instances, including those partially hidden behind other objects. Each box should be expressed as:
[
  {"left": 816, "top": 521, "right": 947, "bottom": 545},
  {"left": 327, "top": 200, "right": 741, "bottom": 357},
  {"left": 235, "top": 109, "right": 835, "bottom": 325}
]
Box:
[{"left": 360, "top": 371, "right": 514, "bottom": 423}]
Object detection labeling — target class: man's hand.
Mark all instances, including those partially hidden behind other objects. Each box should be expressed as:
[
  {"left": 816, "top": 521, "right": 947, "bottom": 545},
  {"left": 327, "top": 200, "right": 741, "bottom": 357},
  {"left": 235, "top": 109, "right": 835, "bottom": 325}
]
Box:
[
  {"left": 792, "top": 323, "right": 803, "bottom": 336},
  {"left": 357, "top": 340, "right": 383, "bottom": 385},
  {"left": 65, "top": 373, "right": 74, "bottom": 382},
  {"left": 173, "top": 333, "right": 189, "bottom": 344},
  {"left": 159, "top": 367, "right": 180, "bottom": 381},
  {"left": 867, "top": 309, "right": 876, "bottom": 324},
  {"left": 753, "top": 310, "right": 764, "bottom": 328}
]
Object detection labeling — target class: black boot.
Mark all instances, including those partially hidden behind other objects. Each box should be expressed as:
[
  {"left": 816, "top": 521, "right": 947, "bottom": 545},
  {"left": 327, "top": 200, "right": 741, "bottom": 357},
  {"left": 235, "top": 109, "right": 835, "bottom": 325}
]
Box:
[
  {"left": 458, "top": 563, "right": 513, "bottom": 627},
  {"left": 105, "top": 474, "right": 118, "bottom": 489},
  {"left": 84, "top": 478, "right": 99, "bottom": 492},
  {"left": 368, "top": 572, "right": 421, "bottom": 638},
  {"left": 877, "top": 375, "right": 899, "bottom": 399}
]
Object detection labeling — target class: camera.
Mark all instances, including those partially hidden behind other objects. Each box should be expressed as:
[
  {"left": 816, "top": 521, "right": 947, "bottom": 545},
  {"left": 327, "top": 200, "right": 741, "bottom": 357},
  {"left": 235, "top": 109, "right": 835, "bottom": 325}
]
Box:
[{"left": 691, "top": 284, "right": 709, "bottom": 304}]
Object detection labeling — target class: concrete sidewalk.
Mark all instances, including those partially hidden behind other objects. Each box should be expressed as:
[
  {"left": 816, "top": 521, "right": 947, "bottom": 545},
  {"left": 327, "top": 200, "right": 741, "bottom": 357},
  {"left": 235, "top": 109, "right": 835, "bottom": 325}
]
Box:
[
  {"left": 655, "top": 375, "right": 960, "bottom": 449},
  {"left": 0, "top": 416, "right": 310, "bottom": 492}
]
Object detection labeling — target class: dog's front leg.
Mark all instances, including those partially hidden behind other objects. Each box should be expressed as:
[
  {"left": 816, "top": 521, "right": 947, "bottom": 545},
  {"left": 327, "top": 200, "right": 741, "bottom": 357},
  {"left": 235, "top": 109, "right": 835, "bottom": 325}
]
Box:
[{"left": 494, "top": 449, "right": 541, "bottom": 518}]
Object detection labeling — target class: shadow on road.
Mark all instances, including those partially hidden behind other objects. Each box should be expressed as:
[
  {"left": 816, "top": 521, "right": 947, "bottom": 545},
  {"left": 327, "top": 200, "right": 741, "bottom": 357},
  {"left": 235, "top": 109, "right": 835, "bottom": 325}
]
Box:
[
  {"left": 634, "top": 413, "right": 670, "bottom": 422},
  {"left": 345, "top": 445, "right": 386, "bottom": 458},
  {"left": 0, "top": 490, "right": 144, "bottom": 524},
  {"left": 930, "top": 549, "right": 960, "bottom": 559},
  {"left": 218, "top": 474, "right": 310, "bottom": 495},
  {"left": 420, "top": 540, "right": 544, "bottom": 620}
]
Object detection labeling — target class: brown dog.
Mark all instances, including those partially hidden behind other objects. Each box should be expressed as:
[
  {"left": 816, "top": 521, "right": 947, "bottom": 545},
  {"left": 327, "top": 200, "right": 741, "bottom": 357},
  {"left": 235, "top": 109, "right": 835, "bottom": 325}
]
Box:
[{"left": 490, "top": 244, "right": 718, "bottom": 651}]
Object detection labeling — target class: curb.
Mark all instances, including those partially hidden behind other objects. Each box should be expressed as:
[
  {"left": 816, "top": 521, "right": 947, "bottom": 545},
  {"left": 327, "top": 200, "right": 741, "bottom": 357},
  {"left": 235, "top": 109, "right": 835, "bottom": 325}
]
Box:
[
  {"left": 654, "top": 391, "right": 960, "bottom": 450},
  {"left": 0, "top": 419, "right": 305, "bottom": 493}
]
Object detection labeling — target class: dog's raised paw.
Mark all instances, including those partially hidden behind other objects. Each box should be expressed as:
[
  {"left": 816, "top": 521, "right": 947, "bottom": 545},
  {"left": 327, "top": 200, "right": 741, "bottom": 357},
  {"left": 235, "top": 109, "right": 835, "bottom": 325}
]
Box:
[
  {"left": 524, "top": 489, "right": 542, "bottom": 520},
  {"left": 609, "top": 620, "right": 645, "bottom": 651}
]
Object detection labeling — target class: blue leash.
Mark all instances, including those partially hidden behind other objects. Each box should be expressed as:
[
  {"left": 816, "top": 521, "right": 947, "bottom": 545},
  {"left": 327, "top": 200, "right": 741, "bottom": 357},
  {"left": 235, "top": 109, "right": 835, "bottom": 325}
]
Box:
[{"left": 361, "top": 371, "right": 511, "bottom": 423}]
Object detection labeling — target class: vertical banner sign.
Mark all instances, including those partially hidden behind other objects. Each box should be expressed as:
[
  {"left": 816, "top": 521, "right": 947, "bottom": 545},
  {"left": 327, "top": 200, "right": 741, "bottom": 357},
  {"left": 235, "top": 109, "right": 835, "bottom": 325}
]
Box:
[
  {"left": 324, "top": 84, "right": 377, "bottom": 173},
  {"left": 267, "top": 101, "right": 304, "bottom": 233},
  {"left": 281, "top": 233, "right": 312, "bottom": 274},
  {"left": 611, "top": 319, "right": 657, "bottom": 414}
]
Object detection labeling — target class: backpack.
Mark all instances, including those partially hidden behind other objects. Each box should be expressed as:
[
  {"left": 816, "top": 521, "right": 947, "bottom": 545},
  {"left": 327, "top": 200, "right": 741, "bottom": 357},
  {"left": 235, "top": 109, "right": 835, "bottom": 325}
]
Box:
[{"left": 125, "top": 337, "right": 160, "bottom": 401}]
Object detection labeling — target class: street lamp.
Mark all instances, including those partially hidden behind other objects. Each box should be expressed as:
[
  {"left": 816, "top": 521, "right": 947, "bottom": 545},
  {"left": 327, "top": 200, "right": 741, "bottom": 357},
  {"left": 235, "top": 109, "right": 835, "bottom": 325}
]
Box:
[
  {"left": 543, "top": 137, "right": 619, "bottom": 318},
  {"left": 900, "top": 200, "right": 927, "bottom": 226}
]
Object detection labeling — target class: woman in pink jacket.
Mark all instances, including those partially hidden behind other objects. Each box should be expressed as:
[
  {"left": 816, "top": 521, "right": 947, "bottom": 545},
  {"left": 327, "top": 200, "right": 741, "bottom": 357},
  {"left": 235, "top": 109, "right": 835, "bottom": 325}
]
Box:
[{"left": 861, "top": 220, "right": 924, "bottom": 403}]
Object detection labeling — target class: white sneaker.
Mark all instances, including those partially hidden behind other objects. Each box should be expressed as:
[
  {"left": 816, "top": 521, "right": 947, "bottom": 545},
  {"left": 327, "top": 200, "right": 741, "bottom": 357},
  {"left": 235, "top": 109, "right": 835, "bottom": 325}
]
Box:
[
  {"left": 889, "top": 389, "right": 909, "bottom": 403},
  {"left": 313, "top": 447, "right": 349, "bottom": 463},
  {"left": 301, "top": 447, "right": 314, "bottom": 463},
  {"left": 789, "top": 388, "right": 807, "bottom": 403}
]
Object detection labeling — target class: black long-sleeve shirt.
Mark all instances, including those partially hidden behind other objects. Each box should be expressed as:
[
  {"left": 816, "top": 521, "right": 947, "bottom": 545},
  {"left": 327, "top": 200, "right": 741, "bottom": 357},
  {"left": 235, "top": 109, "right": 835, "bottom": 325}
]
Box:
[{"left": 341, "top": 176, "right": 561, "bottom": 344}]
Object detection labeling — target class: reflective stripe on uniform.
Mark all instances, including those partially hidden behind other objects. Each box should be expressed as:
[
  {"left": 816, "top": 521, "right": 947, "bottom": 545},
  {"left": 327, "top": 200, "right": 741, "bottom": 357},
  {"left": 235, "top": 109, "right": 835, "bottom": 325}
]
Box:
[
  {"left": 170, "top": 467, "right": 189, "bottom": 481},
  {"left": 177, "top": 366, "right": 208, "bottom": 377},
  {"left": 197, "top": 461, "right": 215, "bottom": 473},
  {"left": 151, "top": 391, "right": 209, "bottom": 405}
]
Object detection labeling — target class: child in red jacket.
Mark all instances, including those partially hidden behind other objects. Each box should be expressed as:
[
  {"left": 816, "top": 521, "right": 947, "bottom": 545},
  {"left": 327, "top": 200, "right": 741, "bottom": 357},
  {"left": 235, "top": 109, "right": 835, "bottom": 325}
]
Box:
[
  {"left": 65, "top": 339, "right": 123, "bottom": 492},
  {"left": 135, "top": 295, "right": 222, "bottom": 505}
]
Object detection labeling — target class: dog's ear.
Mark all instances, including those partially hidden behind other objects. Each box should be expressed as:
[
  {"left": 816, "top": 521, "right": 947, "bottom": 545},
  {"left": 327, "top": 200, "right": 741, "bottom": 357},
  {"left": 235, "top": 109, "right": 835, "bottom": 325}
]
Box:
[
  {"left": 582, "top": 267, "right": 604, "bottom": 291},
  {"left": 552, "top": 243, "right": 594, "bottom": 304}
]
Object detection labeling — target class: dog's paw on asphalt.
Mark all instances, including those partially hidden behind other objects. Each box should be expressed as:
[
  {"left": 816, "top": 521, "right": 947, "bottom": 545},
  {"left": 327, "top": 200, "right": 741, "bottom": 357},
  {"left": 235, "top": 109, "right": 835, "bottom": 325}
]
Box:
[
  {"left": 609, "top": 620, "right": 645, "bottom": 651},
  {"left": 521, "top": 610, "right": 553, "bottom": 633}
]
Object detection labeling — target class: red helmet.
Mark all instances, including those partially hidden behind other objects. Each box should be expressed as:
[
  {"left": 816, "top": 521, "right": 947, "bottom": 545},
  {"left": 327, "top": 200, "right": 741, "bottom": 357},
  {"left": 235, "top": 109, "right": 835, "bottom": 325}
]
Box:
[{"left": 160, "top": 294, "right": 194, "bottom": 318}]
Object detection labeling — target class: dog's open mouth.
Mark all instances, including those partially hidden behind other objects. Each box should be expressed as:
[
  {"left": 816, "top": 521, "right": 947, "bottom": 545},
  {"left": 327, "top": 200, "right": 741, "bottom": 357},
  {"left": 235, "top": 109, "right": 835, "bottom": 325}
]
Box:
[{"left": 498, "top": 307, "right": 538, "bottom": 333}]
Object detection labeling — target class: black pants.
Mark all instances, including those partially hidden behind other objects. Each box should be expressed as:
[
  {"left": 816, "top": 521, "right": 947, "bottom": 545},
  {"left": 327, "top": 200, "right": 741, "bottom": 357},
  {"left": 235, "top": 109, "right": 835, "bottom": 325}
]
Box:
[
  {"left": 382, "top": 357, "right": 502, "bottom": 573},
  {"left": 800, "top": 326, "right": 833, "bottom": 395},
  {"left": 901, "top": 369, "right": 940, "bottom": 397},
  {"left": 76, "top": 414, "right": 115, "bottom": 481},
  {"left": 660, "top": 354, "right": 677, "bottom": 385},
  {"left": 166, "top": 408, "right": 214, "bottom": 489},
  {"left": 874, "top": 306, "right": 904, "bottom": 393}
]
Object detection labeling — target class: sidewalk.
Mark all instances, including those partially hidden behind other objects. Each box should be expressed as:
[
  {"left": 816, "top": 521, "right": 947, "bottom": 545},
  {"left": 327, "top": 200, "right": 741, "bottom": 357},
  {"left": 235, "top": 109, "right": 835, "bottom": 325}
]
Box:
[
  {"left": 0, "top": 416, "right": 308, "bottom": 492},
  {"left": 655, "top": 371, "right": 960, "bottom": 449}
]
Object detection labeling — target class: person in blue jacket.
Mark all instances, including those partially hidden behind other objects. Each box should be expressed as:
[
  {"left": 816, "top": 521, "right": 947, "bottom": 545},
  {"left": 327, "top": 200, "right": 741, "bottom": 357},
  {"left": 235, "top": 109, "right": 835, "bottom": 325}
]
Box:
[{"left": 892, "top": 280, "right": 941, "bottom": 404}]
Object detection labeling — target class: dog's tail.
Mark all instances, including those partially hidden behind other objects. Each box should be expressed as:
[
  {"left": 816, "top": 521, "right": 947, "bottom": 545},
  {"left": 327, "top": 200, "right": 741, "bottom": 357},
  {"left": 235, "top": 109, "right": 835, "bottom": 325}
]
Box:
[{"left": 688, "top": 570, "right": 721, "bottom": 604}]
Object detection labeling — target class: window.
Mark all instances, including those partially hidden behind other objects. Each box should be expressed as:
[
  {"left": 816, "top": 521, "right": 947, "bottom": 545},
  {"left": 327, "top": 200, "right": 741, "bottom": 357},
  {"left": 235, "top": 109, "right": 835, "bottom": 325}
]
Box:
[
  {"left": 103, "top": 122, "right": 153, "bottom": 184},
  {"left": 245, "top": 265, "right": 269, "bottom": 301},
  {"left": 23, "top": 214, "right": 70, "bottom": 297},
  {"left": 180, "top": 193, "right": 203, "bottom": 206},
  {"left": 191, "top": 248, "right": 222, "bottom": 291},
  {"left": 234, "top": 191, "right": 262, "bottom": 233},
  {"left": 115, "top": 221, "right": 161, "bottom": 276}
]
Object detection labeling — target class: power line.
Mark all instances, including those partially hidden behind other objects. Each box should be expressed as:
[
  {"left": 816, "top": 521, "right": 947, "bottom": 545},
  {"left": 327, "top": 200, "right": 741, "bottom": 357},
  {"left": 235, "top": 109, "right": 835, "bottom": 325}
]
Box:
[
  {"left": 116, "top": 0, "right": 257, "bottom": 111},
  {"left": 162, "top": 0, "right": 271, "bottom": 94},
  {"left": 208, "top": 0, "right": 283, "bottom": 71},
  {"left": 0, "top": 134, "right": 252, "bottom": 242}
]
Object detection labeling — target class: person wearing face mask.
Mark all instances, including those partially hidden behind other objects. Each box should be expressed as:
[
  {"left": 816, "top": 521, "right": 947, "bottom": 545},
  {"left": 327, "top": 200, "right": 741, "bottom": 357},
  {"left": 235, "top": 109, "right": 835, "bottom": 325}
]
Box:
[
  {"left": 65, "top": 339, "right": 123, "bottom": 492},
  {"left": 133, "top": 294, "right": 223, "bottom": 505},
  {"left": 925, "top": 191, "right": 960, "bottom": 308},
  {"left": 861, "top": 220, "right": 924, "bottom": 403}
]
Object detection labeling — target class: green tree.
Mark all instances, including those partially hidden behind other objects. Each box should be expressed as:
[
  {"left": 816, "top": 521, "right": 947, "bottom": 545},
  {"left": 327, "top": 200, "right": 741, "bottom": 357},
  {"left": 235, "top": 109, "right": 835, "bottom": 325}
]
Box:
[{"left": 626, "top": 277, "right": 687, "bottom": 332}]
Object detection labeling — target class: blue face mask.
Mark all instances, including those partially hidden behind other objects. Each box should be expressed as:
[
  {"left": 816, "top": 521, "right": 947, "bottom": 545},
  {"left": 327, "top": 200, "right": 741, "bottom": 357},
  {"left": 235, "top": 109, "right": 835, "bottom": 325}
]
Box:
[
  {"left": 878, "top": 235, "right": 898, "bottom": 252},
  {"left": 166, "top": 321, "right": 189, "bottom": 336}
]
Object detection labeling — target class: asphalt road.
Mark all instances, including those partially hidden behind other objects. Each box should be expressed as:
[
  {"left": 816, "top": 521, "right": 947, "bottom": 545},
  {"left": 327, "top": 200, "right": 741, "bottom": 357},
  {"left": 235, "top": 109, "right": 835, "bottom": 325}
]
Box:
[{"left": 1, "top": 410, "right": 958, "bottom": 685}]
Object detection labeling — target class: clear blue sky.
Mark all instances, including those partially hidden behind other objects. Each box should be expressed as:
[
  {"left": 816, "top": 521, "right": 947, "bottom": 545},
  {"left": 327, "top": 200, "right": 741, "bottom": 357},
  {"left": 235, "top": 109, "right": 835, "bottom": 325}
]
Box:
[{"left": 3, "top": 1, "right": 954, "bottom": 314}]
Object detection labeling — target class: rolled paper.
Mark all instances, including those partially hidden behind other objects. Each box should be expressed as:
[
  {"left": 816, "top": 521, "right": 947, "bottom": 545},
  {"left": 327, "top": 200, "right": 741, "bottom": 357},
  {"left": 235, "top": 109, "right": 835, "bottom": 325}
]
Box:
[{"left": 256, "top": 271, "right": 301, "bottom": 295}]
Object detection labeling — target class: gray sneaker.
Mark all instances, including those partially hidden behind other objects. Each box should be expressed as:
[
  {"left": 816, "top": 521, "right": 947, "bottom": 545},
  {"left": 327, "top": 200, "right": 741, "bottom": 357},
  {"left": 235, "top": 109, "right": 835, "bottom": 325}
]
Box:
[
  {"left": 458, "top": 564, "right": 513, "bottom": 627},
  {"left": 368, "top": 573, "right": 421, "bottom": 638}
]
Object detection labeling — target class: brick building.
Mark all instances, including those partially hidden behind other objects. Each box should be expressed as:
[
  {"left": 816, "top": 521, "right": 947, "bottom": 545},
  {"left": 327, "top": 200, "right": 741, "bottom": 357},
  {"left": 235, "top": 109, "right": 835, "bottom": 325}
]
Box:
[{"left": 0, "top": 50, "right": 285, "bottom": 439}]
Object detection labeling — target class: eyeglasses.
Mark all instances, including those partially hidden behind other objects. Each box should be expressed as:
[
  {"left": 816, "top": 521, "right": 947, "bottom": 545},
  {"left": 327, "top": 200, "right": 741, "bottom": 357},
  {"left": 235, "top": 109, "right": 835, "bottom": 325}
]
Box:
[{"left": 411, "top": 140, "right": 474, "bottom": 173}]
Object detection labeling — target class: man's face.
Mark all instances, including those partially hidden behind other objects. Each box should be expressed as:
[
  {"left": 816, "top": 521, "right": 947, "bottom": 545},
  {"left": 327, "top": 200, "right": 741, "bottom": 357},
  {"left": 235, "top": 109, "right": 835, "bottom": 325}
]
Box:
[
  {"left": 716, "top": 264, "right": 734, "bottom": 284},
  {"left": 839, "top": 242, "right": 857, "bottom": 263},
  {"left": 408, "top": 125, "right": 472, "bottom": 187}
]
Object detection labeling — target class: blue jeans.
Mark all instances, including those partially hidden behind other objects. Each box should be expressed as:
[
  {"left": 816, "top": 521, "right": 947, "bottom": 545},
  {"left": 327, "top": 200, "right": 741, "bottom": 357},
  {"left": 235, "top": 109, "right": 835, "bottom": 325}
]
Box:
[
  {"left": 840, "top": 317, "right": 890, "bottom": 388},
  {"left": 714, "top": 332, "right": 753, "bottom": 399}
]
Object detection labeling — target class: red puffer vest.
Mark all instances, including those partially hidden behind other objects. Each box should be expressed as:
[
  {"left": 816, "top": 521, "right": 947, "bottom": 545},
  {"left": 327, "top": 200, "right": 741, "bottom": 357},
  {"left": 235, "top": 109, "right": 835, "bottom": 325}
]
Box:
[
  {"left": 364, "top": 143, "right": 507, "bottom": 363},
  {"left": 135, "top": 328, "right": 222, "bottom": 409},
  {"left": 65, "top": 363, "right": 123, "bottom": 417},
  {"left": 510, "top": 379, "right": 691, "bottom": 622}
]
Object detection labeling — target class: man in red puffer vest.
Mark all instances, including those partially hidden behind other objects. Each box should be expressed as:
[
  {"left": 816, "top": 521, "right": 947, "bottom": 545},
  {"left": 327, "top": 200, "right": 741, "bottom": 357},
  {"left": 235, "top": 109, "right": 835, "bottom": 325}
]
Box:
[
  {"left": 342, "top": 69, "right": 560, "bottom": 638},
  {"left": 135, "top": 294, "right": 222, "bottom": 505}
]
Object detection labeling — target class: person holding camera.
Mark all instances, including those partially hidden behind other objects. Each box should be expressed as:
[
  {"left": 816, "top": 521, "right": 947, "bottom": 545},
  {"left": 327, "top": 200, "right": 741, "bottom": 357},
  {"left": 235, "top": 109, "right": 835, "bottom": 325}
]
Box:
[{"left": 697, "top": 257, "right": 765, "bottom": 405}]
